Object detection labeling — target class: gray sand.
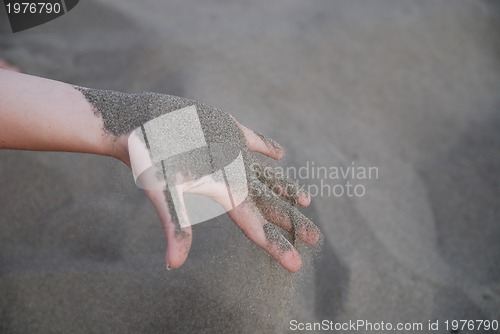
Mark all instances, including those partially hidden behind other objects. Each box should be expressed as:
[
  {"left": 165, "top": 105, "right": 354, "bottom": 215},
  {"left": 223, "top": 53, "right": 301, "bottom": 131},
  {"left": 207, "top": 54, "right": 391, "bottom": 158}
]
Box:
[{"left": 1, "top": 0, "right": 499, "bottom": 333}]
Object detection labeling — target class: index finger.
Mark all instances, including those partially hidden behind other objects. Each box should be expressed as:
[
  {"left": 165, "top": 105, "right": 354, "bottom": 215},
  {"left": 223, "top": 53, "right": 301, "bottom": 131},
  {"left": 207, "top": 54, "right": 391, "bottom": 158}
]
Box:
[{"left": 234, "top": 120, "right": 285, "bottom": 160}]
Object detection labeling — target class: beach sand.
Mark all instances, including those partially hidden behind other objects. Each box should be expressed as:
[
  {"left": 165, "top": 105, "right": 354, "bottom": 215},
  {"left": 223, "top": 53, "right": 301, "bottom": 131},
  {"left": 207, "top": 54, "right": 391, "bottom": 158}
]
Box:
[{"left": 0, "top": 0, "right": 499, "bottom": 333}]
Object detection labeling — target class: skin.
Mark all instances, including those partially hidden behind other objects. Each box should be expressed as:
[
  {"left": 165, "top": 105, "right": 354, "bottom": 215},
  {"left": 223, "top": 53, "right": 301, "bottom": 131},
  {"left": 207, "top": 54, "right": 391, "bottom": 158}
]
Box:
[
  {"left": 0, "top": 59, "right": 19, "bottom": 72},
  {"left": 0, "top": 69, "right": 321, "bottom": 272}
]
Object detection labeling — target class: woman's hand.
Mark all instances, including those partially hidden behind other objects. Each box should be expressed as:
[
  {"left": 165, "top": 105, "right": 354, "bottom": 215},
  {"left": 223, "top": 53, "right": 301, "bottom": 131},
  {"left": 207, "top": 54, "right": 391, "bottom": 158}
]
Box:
[
  {"left": 0, "top": 69, "right": 321, "bottom": 273},
  {"left": 75, "top": 88, "right": 321, "bottom": 272}
]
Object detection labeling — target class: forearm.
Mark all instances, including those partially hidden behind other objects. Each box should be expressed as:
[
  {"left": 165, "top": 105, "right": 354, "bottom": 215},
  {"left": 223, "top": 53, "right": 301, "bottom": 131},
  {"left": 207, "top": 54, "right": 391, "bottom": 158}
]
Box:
[{"left": 0, "top": 69, "right": 126, "bottom": 160}]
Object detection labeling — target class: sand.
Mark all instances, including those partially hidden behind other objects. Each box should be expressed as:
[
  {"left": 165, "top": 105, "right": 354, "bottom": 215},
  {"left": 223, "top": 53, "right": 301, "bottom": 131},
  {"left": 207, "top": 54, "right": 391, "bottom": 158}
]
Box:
[{"left": 0, "top": 0, "right": 499, "bottom": 333}]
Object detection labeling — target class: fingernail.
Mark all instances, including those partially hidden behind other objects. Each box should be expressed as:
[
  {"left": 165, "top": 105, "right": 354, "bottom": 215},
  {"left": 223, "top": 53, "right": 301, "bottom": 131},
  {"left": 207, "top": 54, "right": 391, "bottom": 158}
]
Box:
[
  {"left": 299, "top": 191, "right": 311, "bottom": 204},
  {"left": 166, "top": 262, "right": 171, "bottom": 271}
]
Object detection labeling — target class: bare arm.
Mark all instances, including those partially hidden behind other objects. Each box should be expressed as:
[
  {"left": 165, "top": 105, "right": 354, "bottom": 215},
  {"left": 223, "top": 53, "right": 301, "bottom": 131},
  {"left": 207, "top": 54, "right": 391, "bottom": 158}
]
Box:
[{"left": 0, "top": 69, "right": 127, "bottom": 161}]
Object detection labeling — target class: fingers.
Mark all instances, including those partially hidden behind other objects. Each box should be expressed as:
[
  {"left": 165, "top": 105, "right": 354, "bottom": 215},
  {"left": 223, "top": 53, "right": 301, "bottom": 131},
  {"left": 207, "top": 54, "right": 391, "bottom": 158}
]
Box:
[
  {"left": 234, "top": 121, "right": 285, "bottom": 160},
  {"left": 249, "top": 158, "right": 310, "bottom": 207},
  {"left": 252, "top": 182, "right": 321, "bottom": 245},
  {"left": 145, "top": 188, "right": 192, "bottom": 270},
  {"left": 228, "top": 200, "right": 302, "bottom": 272},
  {"left": 264, "top": 176, "right": 311, "bottom": 207}
]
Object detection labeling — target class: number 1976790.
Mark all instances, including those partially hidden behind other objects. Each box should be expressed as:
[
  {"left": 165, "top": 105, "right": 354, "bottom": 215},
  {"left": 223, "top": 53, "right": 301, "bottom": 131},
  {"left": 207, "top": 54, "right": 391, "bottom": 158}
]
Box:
[
  {"left": 6, "top": 2, "right": 62, "bottom": 14},
  {"left": 445, "top": 319, "right": 498, "bottom": 332}
]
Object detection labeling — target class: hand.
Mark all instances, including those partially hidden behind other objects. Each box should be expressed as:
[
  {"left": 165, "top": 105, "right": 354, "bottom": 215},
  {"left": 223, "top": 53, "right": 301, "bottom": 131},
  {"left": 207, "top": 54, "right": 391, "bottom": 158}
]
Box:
[
  {"left": 0, "top": 71, "right": 321, "bottom": 272},
  {"left": 77, "top": 88, "right": 322, "bottom": 272}
]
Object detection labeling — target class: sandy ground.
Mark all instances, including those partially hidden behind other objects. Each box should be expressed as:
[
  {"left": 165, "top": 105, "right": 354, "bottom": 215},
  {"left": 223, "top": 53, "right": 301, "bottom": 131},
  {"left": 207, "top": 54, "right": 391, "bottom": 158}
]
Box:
[{"left": 1, "top": 0, "right": 499, "bottom": 333}]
